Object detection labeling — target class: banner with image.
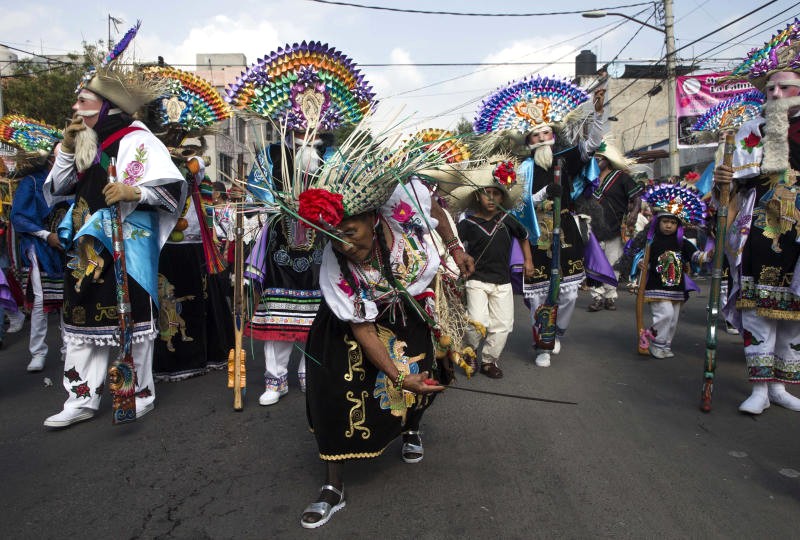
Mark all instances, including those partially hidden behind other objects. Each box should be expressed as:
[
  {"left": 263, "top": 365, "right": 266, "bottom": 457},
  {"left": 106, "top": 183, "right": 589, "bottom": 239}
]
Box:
[{"left": 676, "top": 72, "right": 756, "bottom": 147}]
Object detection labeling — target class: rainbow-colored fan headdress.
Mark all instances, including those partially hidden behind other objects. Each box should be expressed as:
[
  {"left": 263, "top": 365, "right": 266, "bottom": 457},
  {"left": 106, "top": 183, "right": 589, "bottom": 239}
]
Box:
[
  {"left": 691, "top": 90, "right": 765, "bottom": 134},
  {"left": 728, "top": 19, "right": 800, "bottom": 91},
  {"left": 644, "top": 184, "right": 707, "bottom": 225},
  {"left": 473, "top": 75, "right": 590, "bottom": 135},
  {"left": 0, "top": 114, "right": 62, "bottom": 156},
  {"left": 225, "top": 41, "right": 376, "bottom": 131},
  {"left": 402, "top": 129, "right": 471, "bottom": 165},
  {"left": 143, "top": 66, "right": 231, "bottom": 131}
]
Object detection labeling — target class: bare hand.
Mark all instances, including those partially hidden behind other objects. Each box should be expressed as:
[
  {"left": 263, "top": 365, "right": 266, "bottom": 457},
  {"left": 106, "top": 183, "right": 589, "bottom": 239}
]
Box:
[
  {"left": 402, "top": 371, "right": 445, "bottom": 394},
  {"left": 523, "top": 260, "right": 535, "bottom": 278},
  {"left": 593, "top": 88, "right": 606, "bottom": 114},
  {"left": 61, "top": 114, "right": 86, "bottom": 154},
  {"left": 714, "top": 164, "right": 733, "bottom": 187},
  {"left": 103, "top": 183, "right": 141, "bottom": 205},
  {"left": 452, "top": 249, "right": 475, "bottom": 279},
  {"left": 46, "top": 232, "right": 64, "bottom": 252}
]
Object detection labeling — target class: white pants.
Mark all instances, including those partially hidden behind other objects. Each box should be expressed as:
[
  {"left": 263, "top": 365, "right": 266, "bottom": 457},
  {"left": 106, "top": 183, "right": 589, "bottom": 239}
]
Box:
[
  {"left": 741, "top": 310, "right": 800, "bottom": 382},
  {"left": 61, "top": 338, "right": 155, "bottom": 412},
  {"left": 264, "top": 340, "right": 306, "bottom": 392},
  {"left": 528, "top": 286, "right": 579, "bottom": 345},
  {"left": 464, "top": 280, "right": 514, "bottom": 364},
  {"left": 590, "top": 236, "right": 623, "bottom": 301},
  {"left": 26, "top": 248, "right": 66, "bottom": 361},
  {"left": 650, "top": 300, "right": 682, "bottom": 350}
]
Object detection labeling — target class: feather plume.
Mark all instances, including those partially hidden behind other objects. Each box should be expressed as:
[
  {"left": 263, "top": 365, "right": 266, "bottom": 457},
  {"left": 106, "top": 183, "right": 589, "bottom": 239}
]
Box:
[{"left": 102, "top": 20, "right": 141, "bottom": 68}]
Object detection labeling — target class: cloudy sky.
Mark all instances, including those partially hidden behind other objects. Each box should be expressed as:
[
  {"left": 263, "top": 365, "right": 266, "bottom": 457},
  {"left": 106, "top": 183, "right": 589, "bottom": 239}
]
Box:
[{"left": 3, "top": 0, "right": 796, "bottom": 130}]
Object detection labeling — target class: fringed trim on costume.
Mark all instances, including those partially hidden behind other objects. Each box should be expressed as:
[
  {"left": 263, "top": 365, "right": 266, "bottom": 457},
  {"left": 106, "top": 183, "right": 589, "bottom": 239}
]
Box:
[
  {"left": 736, "top": 299, "right": 757, "bottom": 310},
  {"left": 522, "top": 272, "right": 584, "bottom": 300},
  {"left": 62, "top": 327, "right": 158, "bottom": 346},
  {"left": 755, "top": 308, "right": 800, "bottom": 321},
  {"left": 644, "top": 290, "right": 685, "bottom": 302},
  {"left": 319, "top": 442, "right": 394, "bottom": 462}
]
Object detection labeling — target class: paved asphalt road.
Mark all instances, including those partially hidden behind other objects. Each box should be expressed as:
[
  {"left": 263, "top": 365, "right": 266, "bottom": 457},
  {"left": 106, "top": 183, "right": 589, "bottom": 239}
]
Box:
[{"left": 1, "top": 285, "right": 799, "bottom": 539}]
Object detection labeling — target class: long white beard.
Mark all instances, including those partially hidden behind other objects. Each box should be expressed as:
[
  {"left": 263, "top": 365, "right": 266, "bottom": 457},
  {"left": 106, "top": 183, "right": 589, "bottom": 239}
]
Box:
[
  {"left": 533, "top": 142, "right": 554, "bottom": 170},
  {"left": 74, "top": 127, "right": 99, "bottom": 173},
  {"left": 761, "top": 95, "right": 800, "bottom": 174},
  {"left": 294, "top": 141, "right": 322, "bottom": 178}
]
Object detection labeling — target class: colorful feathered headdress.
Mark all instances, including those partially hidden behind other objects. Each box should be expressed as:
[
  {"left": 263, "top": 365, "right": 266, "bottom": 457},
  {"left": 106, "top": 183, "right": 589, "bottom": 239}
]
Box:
[
  {"left": 402, "top": 128, "right": 471, "bottom": 165},
  {"left": 143, "top": 66, "right": 231, "bottom": 132},
  {"left": 473, "top": 75, "right": 590, "bottom": 135},
  {"left": 225, "top": 41, "right": 376, "bottom": 132},
  {"left": 76, "top": 21, "right": 165, "bottom": 115},
  {"left": 691, "top": 90, "right": 765, "bottom": 135},
  {"left": 728, "top": 19, "right": 800, "bottom": 91},
  {"left": 0, "top": 115, "right": 62, "bottom": 156},
  {"left": 644, "top": 183, "right": 707, "bottom": 225}
]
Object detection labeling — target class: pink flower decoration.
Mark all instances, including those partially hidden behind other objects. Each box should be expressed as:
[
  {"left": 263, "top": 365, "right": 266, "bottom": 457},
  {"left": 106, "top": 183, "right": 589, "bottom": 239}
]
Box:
[
  {"left": 337, "top": 277, "right": 353, "bottom": 296},
  {"left": 124, "top": 160, "right": 145, "bottom": 185},
  {"left": 391, "top": 201, "right": 415, "bottom": 223}
]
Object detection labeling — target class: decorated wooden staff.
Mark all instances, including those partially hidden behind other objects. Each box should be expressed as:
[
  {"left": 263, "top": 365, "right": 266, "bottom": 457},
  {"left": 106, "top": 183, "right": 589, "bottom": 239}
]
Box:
[
  {"left": 700, "top": 133, "right": 736, "bottom": 412},
  {"left": 635, "top": 240, "right": 653, "bottom": 355},
  {"left": 228, "top": 177, "right": 246, "bottom": 411},
  {"left": 533, "top": 158, "right": 563, "bottom": 350},
  {"left": 106, "top": 157, "right": 137, "bottom": 424}
]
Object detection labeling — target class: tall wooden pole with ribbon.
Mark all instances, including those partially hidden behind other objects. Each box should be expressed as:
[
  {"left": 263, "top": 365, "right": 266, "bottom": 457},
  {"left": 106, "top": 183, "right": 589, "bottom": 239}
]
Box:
[
  {"left": 106, "top": 157, "right": 137, "bottom": 424},
  {"left": 533, "top": 159, "right": 563, "bottom": 349},
  {"left": 227, "top": 172, "right": 246, "bottom": 411},
  {"left": 700, "top": 133, "right": 735, "bottom": 412}
]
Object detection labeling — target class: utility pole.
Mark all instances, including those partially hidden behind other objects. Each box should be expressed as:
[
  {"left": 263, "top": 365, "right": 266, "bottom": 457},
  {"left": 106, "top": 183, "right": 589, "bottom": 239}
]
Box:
[{"left": 664, "top": 0, "right": 679, "bottom": 177}]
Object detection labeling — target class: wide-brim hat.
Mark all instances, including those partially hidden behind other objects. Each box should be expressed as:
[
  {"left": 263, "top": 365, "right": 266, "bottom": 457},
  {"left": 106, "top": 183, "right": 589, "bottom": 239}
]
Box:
[
  {"left": 428, "top": 156, "right": 523, "bottom": 214},
  {"left": 594, "top": 140, "right": 635, "bottom": 173}
]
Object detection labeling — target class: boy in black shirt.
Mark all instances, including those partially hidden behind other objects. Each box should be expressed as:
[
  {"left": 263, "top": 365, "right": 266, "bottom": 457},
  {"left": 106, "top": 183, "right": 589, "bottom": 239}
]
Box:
[{"left": 454, "top": 161, "right": 533, "bottom": 378}]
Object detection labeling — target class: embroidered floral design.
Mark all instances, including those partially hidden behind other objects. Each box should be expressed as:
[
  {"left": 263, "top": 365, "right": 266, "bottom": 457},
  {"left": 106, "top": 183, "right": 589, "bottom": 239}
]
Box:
[
  {"left": 740, "top": 132, "right": 762, "bottom": 153},
  {"left": 65, "top": 367, "right": 81, "bottom": 383},
  {"left": 72, "top": 382, "right": 91, "bottom": 398},
  {"left": 95, "top": 383, "right": 104, "bottom": 395},
  {"left": 742, "top": 329, "right": 763, "bottom": 347},
  {"left": 391, "top": 200, "right": 415, "bottom": 223},
  {"left": 122, "top": 144, "right": 148, "bottom": 185},
  {"left": 337, "top": 277, "right": 354, "bottom": 296},
  {"left": 135, "top": 388, "right": 153, "bottom": 398}
]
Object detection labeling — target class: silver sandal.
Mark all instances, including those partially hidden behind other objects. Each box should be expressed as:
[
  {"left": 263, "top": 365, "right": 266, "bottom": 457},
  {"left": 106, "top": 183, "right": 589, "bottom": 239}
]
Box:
[
  {"left": 300, "top": 484, "right": 345, "bottom": 529},
  {"left": 402, "top": 430, "right": 424, "bottom": 464}
]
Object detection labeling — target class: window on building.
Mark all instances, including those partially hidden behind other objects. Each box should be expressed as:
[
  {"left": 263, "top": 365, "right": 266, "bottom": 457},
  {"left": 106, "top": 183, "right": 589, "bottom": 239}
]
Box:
[
  {"left": 237, "top": 119, "right": 247, "bottom": 143},
  {"left": 218, "top": 152, "right": 232, "bottom": 183}
]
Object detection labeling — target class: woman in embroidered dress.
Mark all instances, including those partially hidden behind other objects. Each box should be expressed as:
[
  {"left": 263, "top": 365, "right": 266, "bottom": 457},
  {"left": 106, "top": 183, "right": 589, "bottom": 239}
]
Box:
[{"left": 296, "top": 176, "right": 471, "bottom": 528}]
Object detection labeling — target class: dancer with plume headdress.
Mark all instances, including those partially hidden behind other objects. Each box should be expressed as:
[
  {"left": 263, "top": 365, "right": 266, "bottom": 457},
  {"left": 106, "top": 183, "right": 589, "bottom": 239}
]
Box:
[
  {"left": 713, "top": 19, "right": 800, "bottom": 415},
  {"left": 43, "top": 21, "right": 186, "bottom": 428},
  {"left": 619, "top": 184, "right": 709, "bottom": 359},
  {"left": 139, "top": 64, "right": 235, "bottom": 381},
  {"left": 473, "top": 75, "right": 609, "bottom": 368},
  {"left": 2, "top": 115, "right": 67, "bottom": 373},
  {"left": 225, "top": 41, "right": 376, "bottom": 407},
  {"left": 244, "top": 111, "right": 469, "bottom": 528}
]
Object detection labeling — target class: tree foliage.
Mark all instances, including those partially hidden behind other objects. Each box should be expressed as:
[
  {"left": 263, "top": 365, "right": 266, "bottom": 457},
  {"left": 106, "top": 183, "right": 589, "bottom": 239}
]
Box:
[
  {"left": 2, "top": 45, "right": 98, "bottom": 127},
  {"left": 454, "top": 117, "right": 474, "bottom": 135}
]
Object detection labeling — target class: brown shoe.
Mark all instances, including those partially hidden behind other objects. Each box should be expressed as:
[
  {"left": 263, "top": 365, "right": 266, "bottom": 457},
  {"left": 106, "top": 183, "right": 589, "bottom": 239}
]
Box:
[
  {"left": 604, "top": 299, "right": 617, "bottom": 311},
  {"left": 587, "top": 298, "right": 604, "bottom": 312},
  {"left": 480, "top": 363, "right": 503, "bottom": 379}
]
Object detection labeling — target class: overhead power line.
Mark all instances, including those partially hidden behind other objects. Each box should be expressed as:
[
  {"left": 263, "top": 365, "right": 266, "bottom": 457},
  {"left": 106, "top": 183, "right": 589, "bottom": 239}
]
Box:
[{"left": 304, "top": 0, "right": 655, "bottom": 17}]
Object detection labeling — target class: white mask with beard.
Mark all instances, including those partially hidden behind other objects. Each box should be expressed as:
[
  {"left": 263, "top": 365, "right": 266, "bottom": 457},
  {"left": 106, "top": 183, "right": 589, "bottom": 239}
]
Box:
[
  {"left": 74, "top": 124, "right": 99, "bottom": 173},
  {"left": 528, "top": 139, "right": 555, "bottom": 170},
  {"left": 761, "top": 95, "right": 800, "bottom": 174}
]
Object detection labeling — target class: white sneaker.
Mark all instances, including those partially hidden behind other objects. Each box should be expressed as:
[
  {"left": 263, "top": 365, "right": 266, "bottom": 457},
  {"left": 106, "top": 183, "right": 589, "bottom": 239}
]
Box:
[
  {"left": 535, "top": 352, "right": 551, "bottom": 367},
  {"left": 648, "top": 345, "right": 669, "bottom": 359},
  {"left": 768, "top": 390, "right": 800, "bottom": 411},
  {"left": 27, "top": 356, "right": 46, "bottom": 372},
  {"left": 7, "top": 311, "right": 24, "bottom": 333},
  {"left": 44, "top": 407, "right": 95, "bottom": 428},
  {"left": 664, "top": 348, "right": 675, "bottom": 358},
  {"left": 739, "top": 392, "right": 770, "bottom": 414},
  {"left": 725, "top": 322, "right": 740, "bottom": 335},
  {"left": 259, "top": 387, "right": 289, "bottom": 406},
  {"left": 552, "top": 338, "right": 561, "bottom": 355}
]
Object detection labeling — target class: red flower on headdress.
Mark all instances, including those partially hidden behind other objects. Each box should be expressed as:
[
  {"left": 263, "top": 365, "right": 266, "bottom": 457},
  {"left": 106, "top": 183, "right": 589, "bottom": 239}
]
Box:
[
  {"left": 684, "top": 171, "right": 700, "bottom": 182},
  {"left": 298, "top": 188, "right": 344, "bottom": 228},
  {"left": 743, "top": 132, "right": 761, "bottom": 148},
  {"left": 492, "top": 161, "right": 516, "bottom": 186}
]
